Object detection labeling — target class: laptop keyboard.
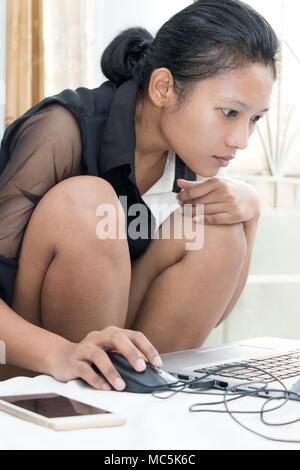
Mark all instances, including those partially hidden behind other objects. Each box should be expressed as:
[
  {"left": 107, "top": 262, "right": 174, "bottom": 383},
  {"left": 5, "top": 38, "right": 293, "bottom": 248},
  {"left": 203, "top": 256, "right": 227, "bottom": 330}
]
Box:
[{"left": 193, "top": 350, "right": 300, "bottom": 383}]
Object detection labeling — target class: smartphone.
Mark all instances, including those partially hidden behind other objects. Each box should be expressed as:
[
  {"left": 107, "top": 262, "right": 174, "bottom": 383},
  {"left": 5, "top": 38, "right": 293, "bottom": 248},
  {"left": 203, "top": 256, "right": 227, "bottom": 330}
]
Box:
[{"left": 0, "top": 393, "right": 126, "bottom": 431}]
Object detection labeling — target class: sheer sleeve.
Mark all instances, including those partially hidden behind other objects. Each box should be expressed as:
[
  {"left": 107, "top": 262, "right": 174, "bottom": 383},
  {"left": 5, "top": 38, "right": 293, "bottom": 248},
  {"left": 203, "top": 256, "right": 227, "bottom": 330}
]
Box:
[{"left": 0, "top": 103, "right": 83, "bottom": 259}]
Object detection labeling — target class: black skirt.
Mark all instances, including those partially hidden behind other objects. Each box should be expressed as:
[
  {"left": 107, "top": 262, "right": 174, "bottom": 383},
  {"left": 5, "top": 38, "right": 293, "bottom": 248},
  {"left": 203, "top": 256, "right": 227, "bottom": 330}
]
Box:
[{"left": 0, "top": 255, "right": 18, "bottom": 307}]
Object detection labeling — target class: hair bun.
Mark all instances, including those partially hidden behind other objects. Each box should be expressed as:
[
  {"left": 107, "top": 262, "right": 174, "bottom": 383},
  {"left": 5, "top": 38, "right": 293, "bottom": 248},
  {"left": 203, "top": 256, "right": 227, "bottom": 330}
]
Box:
[{"left": 101, "top": 27, "right": 153, "bottom": 87}]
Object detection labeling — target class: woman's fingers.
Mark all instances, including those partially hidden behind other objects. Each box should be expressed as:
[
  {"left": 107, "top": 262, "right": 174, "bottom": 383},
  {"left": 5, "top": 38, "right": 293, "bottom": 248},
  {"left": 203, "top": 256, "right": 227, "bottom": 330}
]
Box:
[
  {"left": 204, "top": 213, "right": 237, "bottom": 225},
  {"left": 177, "top": 178, "right": 221, "bottom": 202},
  {"left": 178, "top": 190, "right": 225, "bottom": 206},
  {"left": 74, "top": 326, "right": 163, "bottom": 391},
  {"left": 180, "top": 202, "right": 230, "bottom": 218},
  {"left": 52, "top": 327, "right": 162, "bottom": 391},
  {"left": 76, "top": 358, "right": 112, "bottom": 391},
  {"left": 124, "top": 329, "right": 163, "bottom": 368},
  {"left": 177, "top": 178, "right": 260, "bottom": 224},
  {"left": 92, "top": 348, "right": 127, "bottom": 391},
  {"left": 90, "top": 326, "right": 162, "bottom": 368},
  {"left": 177, "top": 181, "right": 245, "bottom": 224},
  {"left": 73, "top": 341, "right": 127, "bottom": 391}
]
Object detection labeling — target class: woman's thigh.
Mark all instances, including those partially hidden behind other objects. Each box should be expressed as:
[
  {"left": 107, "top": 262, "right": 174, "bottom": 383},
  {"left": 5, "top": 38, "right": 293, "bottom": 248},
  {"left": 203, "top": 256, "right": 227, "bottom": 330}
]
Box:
[
  {"left": 12, "top": 175, "right": 129, "bottom": 329},
  {"left": 126, "top": 208, "right": 202, "bottom": 328},
  {"left": 126, "top": 209, "right": 246, "bottom": 330}
]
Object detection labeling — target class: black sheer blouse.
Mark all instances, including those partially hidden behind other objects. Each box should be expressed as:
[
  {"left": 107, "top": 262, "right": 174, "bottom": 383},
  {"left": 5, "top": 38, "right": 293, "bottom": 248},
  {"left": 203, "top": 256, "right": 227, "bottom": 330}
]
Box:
[{"left": 0, "top": 79, "right": 196, "bottom": 306}]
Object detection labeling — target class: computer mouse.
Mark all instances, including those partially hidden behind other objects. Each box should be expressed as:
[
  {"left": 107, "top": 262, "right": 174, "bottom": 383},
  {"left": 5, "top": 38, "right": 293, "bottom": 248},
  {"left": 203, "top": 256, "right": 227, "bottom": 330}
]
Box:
[{"left": 92, "top": 351, "right": 179, "bottom": 393}]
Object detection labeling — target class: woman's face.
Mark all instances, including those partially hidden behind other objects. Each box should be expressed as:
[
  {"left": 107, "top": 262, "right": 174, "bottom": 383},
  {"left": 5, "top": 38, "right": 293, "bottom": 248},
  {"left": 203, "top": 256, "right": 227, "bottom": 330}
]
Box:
[{"left": 159, "top": 63, "right": 274, "bottom": 177}]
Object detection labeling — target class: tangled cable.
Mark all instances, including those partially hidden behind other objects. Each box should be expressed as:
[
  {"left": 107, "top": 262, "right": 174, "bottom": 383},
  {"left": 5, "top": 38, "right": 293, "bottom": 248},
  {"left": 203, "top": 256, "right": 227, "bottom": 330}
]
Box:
[{"left": 151, "top": 363, "right": 300, "bottom": 444}]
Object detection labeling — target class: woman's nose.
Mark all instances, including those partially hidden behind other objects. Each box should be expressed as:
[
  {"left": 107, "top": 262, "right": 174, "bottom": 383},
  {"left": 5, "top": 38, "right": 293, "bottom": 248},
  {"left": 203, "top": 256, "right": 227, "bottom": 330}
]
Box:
[{"left": 225, "top": 125, "right": 249, "bottom": 150}]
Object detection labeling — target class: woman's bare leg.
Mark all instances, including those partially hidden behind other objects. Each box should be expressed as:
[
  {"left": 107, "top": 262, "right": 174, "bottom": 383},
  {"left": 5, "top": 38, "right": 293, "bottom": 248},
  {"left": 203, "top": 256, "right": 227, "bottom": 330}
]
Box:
[
  {"left": 0, "top": 176, "right": 131, "bottom": 381},
  {"left": 12, "top": 176, "right": 131, "bottom": 342},
  {"left": 1, "top": 185, "right": 246, "bottom": 380},
  {"left": 126, "top": 210, "right": 247, "bottom": 353}
]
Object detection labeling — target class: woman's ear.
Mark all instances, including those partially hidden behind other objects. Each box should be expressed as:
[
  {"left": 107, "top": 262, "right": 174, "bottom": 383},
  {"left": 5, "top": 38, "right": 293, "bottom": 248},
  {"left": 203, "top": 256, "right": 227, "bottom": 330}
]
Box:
[{"left": 148, "top": 68, "right": 175, "bottom": 108}]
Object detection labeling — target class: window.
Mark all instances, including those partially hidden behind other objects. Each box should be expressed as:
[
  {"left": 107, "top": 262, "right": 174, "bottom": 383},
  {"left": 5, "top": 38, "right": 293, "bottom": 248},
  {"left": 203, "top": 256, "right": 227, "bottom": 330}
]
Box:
[{"left": 227, "top": 0, "right": 300, "bottom": 209}]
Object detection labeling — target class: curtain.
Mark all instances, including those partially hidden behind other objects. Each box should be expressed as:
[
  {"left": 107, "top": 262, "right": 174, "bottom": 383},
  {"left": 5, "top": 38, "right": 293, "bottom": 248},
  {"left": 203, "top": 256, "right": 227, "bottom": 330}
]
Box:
[
  {"left": 5, "top": 0, "right": 44, "bottom": 127},
  {"left": 43, "top": 0, "right": 98, "bottom": 96},
  {"left": 0, "top": 0, "right": 6, "bottom": 139}
]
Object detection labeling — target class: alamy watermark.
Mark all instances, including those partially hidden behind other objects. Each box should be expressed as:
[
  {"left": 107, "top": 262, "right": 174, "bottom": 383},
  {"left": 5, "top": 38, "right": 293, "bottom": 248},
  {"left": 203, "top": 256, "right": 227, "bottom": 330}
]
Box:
[
  {"left": 96, "top": 197, "right": 205, "bottom": 251},
  {"left": 0, "top": 341, "right": 6, "bottom": 365}
]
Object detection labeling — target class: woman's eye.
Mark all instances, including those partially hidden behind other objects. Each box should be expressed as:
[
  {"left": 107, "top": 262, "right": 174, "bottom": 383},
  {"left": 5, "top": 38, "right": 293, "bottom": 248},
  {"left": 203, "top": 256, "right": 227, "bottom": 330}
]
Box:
[
  {"left": 251, "top": 115, "right": 263, "bottom": 123},
  {"left": 223, "top": 109, "right": 238, "bottom": 118}
]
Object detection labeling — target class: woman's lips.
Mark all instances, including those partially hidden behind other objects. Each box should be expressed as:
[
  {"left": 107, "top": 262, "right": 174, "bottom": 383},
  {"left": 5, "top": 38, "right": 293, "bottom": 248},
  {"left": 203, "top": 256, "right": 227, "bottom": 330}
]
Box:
[{"left": 212, "top": 155, "right": 234, "bottom": 167}]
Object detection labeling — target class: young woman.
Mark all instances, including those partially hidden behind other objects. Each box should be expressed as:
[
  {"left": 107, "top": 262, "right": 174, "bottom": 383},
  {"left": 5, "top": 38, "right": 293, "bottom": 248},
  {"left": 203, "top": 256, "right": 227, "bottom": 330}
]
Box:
[{"left": 0, "top": 0, "right": 278, "bottom": 390}]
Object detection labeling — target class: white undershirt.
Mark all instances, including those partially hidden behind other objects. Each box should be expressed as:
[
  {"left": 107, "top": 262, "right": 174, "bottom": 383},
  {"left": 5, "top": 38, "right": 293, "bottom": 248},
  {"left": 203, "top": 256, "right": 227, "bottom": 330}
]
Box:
[{"left": 141, "top": 150, "right": 226, "bottom": 233}]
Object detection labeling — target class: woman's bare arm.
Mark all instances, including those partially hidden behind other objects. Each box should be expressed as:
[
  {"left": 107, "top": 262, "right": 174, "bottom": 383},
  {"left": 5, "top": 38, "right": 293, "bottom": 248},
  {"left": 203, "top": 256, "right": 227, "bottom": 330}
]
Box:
[
  {"left": 0, "top": 299, "right": 162, "bottom": 390},
  {"left": 0, "top": 298, "right": 70, "bottom": 375}
]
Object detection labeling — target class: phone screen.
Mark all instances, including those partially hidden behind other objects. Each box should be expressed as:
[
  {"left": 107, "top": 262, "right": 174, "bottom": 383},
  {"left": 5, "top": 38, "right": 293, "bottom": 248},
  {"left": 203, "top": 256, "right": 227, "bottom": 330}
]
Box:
[{"left": 0, "top": 394, "right": 111, "bottom": 418}]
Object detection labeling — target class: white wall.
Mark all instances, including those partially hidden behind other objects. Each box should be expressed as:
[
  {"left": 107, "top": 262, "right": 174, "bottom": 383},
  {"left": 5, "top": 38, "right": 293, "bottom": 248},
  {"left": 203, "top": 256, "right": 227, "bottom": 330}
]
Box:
[
  {"left": 96, "top": 0, "right": 192, "bottom": 85},
  {"left": 0, "top": 0, "right": 6, "bottom": 138}
]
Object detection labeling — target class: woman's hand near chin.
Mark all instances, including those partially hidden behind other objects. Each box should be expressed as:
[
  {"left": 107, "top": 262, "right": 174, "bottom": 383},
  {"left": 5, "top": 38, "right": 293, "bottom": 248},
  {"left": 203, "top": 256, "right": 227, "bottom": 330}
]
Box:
[{"left": 176, "top": 177, "right": 260, "bottom": 225}]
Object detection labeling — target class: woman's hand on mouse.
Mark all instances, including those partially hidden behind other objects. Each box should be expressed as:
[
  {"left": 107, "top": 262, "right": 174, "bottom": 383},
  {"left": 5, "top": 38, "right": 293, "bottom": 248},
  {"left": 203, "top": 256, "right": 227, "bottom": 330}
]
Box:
[
  {"left": 176, "top": 177, "right": 260, "bottom": 225},
  {"left": 49, "top": 326, "right": 162, "bottom": 391}
]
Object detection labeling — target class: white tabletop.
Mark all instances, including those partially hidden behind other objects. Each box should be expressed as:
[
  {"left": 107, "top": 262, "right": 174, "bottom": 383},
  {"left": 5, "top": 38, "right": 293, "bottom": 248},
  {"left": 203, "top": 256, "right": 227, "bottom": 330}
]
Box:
[{"left": 0, "top": 374, "right": 300, "bottom": 450}]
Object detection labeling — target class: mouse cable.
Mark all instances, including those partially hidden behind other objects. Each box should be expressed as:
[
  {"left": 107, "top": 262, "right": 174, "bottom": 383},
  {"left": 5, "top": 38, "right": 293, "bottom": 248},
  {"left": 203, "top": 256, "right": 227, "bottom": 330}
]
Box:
[
  {"left": 153, "top": 362, "right": 286, "bottom": 404},
  {"left": 153, "top": 362, "right": 300, "bottom": 444},
  {"left": 195, "top": 365, "right": 300, "bottom": 443},
  {"left": 221, "top": 380, "right": 300, "bottom": 444}
]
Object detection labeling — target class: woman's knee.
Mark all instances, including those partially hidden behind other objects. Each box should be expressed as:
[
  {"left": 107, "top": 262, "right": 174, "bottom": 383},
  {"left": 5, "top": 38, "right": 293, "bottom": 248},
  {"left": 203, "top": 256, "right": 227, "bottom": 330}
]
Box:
[
  {"left": 207, "top": 222, "right": 247, "bottom": 261},
  {"left": 41, "top": 175, "right": 122, "bottom": 220},
  {"left": 184, "top": 221, "right": 247, "bottom": 272},
  {"left": 32, "top": 176, "right": 127, "bottom": 255}
]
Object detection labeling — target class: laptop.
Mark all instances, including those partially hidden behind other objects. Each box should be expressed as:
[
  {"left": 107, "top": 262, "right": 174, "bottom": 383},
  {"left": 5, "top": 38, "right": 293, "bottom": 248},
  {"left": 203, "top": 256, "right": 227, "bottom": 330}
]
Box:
[{"left": 161, "top": 337, "right": 300, "bottom": 395}]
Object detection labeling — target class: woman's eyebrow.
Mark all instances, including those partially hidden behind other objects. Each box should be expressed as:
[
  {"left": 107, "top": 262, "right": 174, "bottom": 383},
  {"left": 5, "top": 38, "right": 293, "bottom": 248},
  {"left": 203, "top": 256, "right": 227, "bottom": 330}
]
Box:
[{"left": 224, "top": 97, "right": 269, "bottom": 113}]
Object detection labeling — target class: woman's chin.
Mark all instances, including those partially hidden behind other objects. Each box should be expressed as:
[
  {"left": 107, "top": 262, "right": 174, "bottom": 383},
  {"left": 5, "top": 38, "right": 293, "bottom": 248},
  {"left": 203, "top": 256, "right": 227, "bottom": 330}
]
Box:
[
  {"left": 184, "top": 156, "right": 223, "bottom": 179},
  {"left": 195, "top": 167, "right": 221, "bottom": 178}
]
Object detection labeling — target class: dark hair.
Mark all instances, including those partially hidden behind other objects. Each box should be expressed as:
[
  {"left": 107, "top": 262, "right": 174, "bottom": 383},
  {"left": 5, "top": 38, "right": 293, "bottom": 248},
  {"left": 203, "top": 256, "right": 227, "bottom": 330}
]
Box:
[{"left": 101, "top": 0, "right": 279, "bottom": 99}]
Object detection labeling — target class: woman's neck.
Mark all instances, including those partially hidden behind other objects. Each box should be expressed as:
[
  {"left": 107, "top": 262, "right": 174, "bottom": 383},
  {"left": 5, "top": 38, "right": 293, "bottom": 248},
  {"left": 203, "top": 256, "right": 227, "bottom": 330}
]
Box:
[
  {"left": 134, "top": 93, "right": 171, "bottom": 195},
  {"left": 135, "top": 93, "right": 169, "bottom": 167}
]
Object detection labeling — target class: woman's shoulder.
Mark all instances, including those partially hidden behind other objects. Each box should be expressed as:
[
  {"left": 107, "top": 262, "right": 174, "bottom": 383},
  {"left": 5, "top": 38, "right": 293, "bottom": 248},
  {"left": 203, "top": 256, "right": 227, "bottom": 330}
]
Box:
[
  {"left": 68, "top": 80, "right": 117, "bottom": 117},
  {"left": 0, "top": 81, "right": 117, "bottom": 167},
  {"left": 28, "top": 80, "right": 117, "bottom": 121},
  {"left": 7, "top": 80, "right": 117, "bottom": 135}
]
